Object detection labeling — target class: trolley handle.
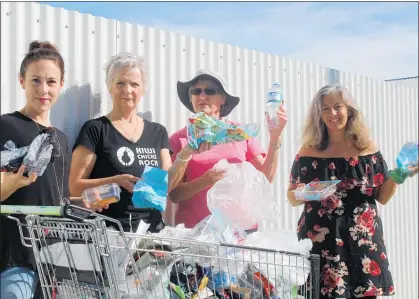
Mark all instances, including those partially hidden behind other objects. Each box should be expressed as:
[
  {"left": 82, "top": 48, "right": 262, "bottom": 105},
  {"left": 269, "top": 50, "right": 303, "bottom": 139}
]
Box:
[
  {"left": 60, "top": 204, "right": 95, "bottom": 221},
  {"left": 0, "top": 204, "right": 94, "bottom": 222}
]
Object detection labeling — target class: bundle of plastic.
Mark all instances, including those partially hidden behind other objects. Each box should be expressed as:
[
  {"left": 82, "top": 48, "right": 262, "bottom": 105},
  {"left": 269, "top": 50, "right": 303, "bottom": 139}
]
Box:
[
  {"left": 389, "top": 142, "right": 418, "bottom": 184},
  {"left": 207, "top": 159, "right": 279, "bottom": 231},
  {"left": 0, "top": 140, "right": 29, "bottom": 171},
  {"left": 1, "top": 134, "right": 54, "bottom": 176},
  {"left": 187, "top": 112, "right": 260, "bottom": 149},
  {"left": 132, "top": 166, "right": 168, "bottom": 211}
]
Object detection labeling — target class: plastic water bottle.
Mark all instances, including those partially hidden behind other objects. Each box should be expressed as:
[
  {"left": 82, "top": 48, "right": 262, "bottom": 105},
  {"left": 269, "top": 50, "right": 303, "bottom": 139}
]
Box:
[
  {"left": 390, "top": 142, "right": 418, "bottom": 184},
  {"left": 266, "top": 82, "right": 284, "bottom": 129}
]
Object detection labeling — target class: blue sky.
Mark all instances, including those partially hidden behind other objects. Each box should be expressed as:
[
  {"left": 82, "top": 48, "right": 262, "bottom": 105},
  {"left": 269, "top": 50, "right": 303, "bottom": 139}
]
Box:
[{"left": 43, "top": 1, "right": 418, "bottom": 80}]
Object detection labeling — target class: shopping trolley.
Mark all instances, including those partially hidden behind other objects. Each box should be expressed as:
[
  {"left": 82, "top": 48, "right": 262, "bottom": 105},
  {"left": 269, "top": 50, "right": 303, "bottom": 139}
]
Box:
[{"left": 1, "top": 204, "right": 320, "bottom": 299}]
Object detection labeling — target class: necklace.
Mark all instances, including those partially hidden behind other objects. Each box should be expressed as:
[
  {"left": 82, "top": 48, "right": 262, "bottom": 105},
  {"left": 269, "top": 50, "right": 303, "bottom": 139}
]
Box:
[
  {"left": 119, "top": 116, "right": 138, "bottom": 142},
  {"left": 32, "top": 120, "right": 68, "bottom": 206}
]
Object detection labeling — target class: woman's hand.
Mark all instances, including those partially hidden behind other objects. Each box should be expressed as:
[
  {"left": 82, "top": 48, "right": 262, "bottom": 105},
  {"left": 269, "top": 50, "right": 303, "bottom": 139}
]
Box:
[
  {"left": 408, "top": 165, "right": 418, "bottom": 177},
  {"left": 202, "top": 168, "right": 228, "bottom": 185},
  {"left": 80, "top": 190, "right": 110, "bottom": 213},
  {"left": 197, "top": 142, "right": 212, "bottom": 154},
  {"left": 294, "top": 183, "right": 307, "bottom": 201},
  {"left": 267, "top": 104, "right": 288, "bottom": 140},
  {"left": 1, "top": 165, "right": 37, "bottom": 201},
  {"left": 177, "top": 142, "right": 212, "bottom": 161},
  {"left": 113, "top": 174, "right": 140, "bottom": 193}
]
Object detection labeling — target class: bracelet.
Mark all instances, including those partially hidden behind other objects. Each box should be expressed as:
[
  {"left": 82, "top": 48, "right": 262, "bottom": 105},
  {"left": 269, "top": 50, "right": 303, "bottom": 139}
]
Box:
[
  {"left": 176, "top": 153, "right": 192, "bottom": 163},
  {"left": 269, "top": 140, "right": 282, "bottom": 149}
]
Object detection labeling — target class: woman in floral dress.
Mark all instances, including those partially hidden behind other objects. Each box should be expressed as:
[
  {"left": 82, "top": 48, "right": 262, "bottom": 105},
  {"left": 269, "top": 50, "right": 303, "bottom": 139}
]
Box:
[{"left": 287, "top": 85, "right": 417, "bottom": 299}]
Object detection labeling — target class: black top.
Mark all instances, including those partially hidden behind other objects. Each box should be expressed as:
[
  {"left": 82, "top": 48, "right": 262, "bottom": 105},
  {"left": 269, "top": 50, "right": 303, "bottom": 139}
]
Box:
[
  {"left": 73, "top": 116, "right": 170, "bottom": 231},
  {"left": 290, "top": 152, "right": 394, "bottom": 298},
  {"left": 0, "top": 111, "right": 70, "bottom": 271}
]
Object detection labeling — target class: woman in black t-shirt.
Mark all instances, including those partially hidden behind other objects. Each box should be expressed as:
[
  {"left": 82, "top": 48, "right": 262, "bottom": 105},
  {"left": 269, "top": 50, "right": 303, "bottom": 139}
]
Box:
[
  {"left": 0, "top": 41, "right": 69, "bottom": 299},
  {"left": 69, "top": 52, "right": 195, "bottom": 232}
]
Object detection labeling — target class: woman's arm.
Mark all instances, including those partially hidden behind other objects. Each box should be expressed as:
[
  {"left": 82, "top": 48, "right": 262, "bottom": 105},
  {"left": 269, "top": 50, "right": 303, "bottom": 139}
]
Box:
[
  {"left": 249, "top": 104, "right": 287, "bottom": 183},
  {"left": 168, "top": 168, "right": 226, "bottom": 204},
  {"left": 249, "top": 139, "right": 281, "bottom": 183},
  {"left": 287, "top": 183, "right": 305, "bottom": 207},
  {"left": 0, "top": 165, "right": 37, "bottom": 201},
  {"left": 161, "top": 146, "right": 194, "bottom": 192},
  {"left": 376, "top": 178, "right": 398, "bottom": 205},
  {"left": 69, "top": 145, "right": 139, "bottom": 196}
]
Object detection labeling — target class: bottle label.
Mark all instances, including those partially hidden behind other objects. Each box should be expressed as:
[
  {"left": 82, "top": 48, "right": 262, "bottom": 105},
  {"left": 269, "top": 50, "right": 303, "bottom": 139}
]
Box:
[{"left": 268, "top": 92, "right": 283, "bottom": 103}]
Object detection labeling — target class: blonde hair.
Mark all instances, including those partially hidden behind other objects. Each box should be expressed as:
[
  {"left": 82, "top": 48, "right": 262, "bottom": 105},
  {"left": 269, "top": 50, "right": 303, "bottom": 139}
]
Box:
[
  {"left": 301, "top": 84, "right": 371, "bottom": 151},
  {"left": 105, "top": 52, "right": 148, "bottom": 93}
]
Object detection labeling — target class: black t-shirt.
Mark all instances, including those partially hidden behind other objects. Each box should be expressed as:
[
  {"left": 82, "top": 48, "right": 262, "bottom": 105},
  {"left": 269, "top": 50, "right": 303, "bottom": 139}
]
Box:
[
  {"left": 73, "top": 116, "right": 170, "bottom": 228},
  {"left": 0, "top": 111, "right": 70, "bottom": 271}
]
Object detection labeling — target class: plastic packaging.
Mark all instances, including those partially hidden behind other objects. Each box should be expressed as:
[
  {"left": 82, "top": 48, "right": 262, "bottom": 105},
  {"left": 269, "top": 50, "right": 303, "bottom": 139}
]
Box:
[
  {"left": 82, "top": 183, "right": 122, "bottom": 206},
  {"left": 390, "top": 142, "right": 419, "bottom": 184},
  {"left": 292, "top": 180, "right": 341, "bottom": 201},
  {"left": 132, "top": 166, "right": 168, "bottom": 212},
  {"left": 265, "top": 82, "right": 284, "bottom": 130},
  {"left": 207, "top": 160, "right": 278, "bottom": 230},
  {"left": 244, "top": 230, "right": 312, "bottom": 287},
  {"left": 0, "top": 140, "right": 29, "bottom": 172},
  {"left": 396, "top": 142, "right": 418, "bottom": 169},
  {"left": 187, "top": 112, "right": 260, "bottom": 150}
]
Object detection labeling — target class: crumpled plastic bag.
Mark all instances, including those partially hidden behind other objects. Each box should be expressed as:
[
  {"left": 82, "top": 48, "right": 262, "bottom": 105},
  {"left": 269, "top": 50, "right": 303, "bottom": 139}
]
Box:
[
  {"left": 132, "top": 166, "right": 168, "bottom": 212},
  {"left": 22, "top": 133, "right": 53, "bottom": 176},
  {"left": 0, "top": 140, "right": 29, "bottom": 172},
  {"left": 1, "top": 134, "right": 54, "bottom": 176},
  {"left": 244, "top": 230, "right": 312, "bottom": 288},
  {"left": 207, "top": 159, "right": 279, "bottom": 230},
  {"left": 187, "top": 112, "right": 260, "bottom": 149}
]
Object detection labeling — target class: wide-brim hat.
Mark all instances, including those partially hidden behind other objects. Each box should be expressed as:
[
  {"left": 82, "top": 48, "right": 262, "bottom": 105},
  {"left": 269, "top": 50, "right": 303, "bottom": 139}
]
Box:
[{"left": 176, "top": 69, "right": 240, "bottom": 117}]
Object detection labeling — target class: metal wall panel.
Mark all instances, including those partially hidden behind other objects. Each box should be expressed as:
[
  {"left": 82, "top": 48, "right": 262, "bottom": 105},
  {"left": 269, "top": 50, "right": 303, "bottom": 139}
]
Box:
[
  {"left": 386, "top": 77, "right": 418, "bottom": 89},
  {"left": 1, "top": 3, "right": 418, "bottom": 298}
]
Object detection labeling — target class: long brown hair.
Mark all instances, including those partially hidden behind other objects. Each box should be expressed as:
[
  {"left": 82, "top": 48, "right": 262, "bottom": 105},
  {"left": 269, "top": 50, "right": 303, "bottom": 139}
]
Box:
[{"left": 301, "top": 84, "right": 372, "bottom": 151}]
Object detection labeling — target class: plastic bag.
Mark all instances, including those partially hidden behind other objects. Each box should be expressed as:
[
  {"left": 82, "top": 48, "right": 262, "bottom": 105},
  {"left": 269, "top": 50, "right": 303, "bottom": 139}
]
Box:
[
  {"left": 22, "top": 133, "right": 53, "bottom": 176},
  {"left": 187, "top": 112, "right": 260, "bottom": 150},
  {"left": 244, "top": 230, "right": 312, "bottom": 287},
  {"left": 207, "top": 160, "right": 278, "bottom": 230},
  {"left": 0, "top": 140, "right": 29, "bottom": 171},
  {"left": 132, "top": 166, "right": 168, "bottom": 212}
]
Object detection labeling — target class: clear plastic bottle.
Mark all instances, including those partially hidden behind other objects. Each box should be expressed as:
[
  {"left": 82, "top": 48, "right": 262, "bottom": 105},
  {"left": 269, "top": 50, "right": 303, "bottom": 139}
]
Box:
[{"left": 265, "top": 82, "right": 284, "bottom": 129}]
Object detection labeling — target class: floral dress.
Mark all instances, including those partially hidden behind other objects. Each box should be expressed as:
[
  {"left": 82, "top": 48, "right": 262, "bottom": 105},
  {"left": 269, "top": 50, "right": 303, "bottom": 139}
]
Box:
[{"left": 290, "top": 152, "right": 395, "bottom": 298}]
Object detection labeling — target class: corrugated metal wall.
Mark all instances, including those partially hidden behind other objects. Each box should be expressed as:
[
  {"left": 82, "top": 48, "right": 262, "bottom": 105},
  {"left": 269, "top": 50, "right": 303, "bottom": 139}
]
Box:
[
  {"left": 386, "top": 77, "right": 419, "bottom": 89},
  {"left": 1, "top": 2, "right": 418, "bottom": 298}
]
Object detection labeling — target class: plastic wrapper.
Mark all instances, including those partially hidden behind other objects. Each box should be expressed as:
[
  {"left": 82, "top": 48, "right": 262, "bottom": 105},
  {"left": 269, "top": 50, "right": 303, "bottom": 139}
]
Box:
[
  {"left": 132, "top": 166, "right": 168, "bottom": 212},
  {"left": 169, "top": 261, "right": 205, "bottom": 296},
  {"left": 22, "top": 133, "right": 53, "bottom": 176},
  {"left": 207, "top": 160, "right": 279, "bottom": 230},
  {"left": 187, "top": 112, "right": 260, "bottom": 150},
  {"left": 292, "top": 180, "right": 341, "bottom": 201},
  {"left": 243, "top": 230, "right": 312, "bottom": 288},
  {"left": 396, "top": 141, "right": 418, "bottom": 169},
  {"left": 390, "top": 142, "right": 419, "bottom": 184},
  {"left": 1, "top": 134, "right": 54, "bottom": 176},
  {"left": 0, "top": 140, "right": 29, "bottom": 172}
]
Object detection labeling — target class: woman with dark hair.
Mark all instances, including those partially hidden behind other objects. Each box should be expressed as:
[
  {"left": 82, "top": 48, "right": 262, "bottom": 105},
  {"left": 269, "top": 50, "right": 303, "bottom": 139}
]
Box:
[{"left": 0, "top": 40, "right": 69, "bottom": 299}]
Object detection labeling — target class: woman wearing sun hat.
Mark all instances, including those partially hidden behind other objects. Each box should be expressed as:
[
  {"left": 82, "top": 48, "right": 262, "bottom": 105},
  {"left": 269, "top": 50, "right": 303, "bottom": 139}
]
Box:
[{"left": 168, "top": 69, "right": 288, "bottom": 228}]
